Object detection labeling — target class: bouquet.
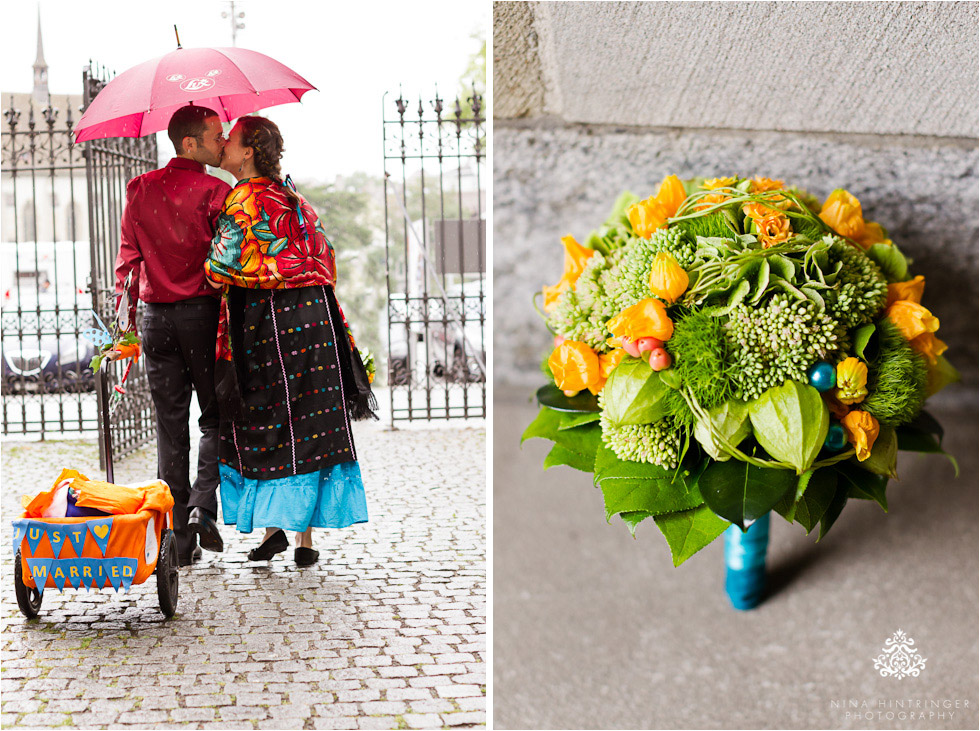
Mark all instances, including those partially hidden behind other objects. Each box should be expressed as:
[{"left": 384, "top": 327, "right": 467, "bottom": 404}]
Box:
[{"left": 525, "top": 175, "right": 958, "bottom": 574}]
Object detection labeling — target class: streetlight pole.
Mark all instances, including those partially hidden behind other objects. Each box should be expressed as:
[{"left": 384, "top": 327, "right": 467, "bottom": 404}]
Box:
[{"left": 221, "top": 1, "right": 246, "bottom": 47}]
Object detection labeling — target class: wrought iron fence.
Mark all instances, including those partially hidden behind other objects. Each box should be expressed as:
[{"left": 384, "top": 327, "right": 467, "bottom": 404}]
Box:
[
  {"left": 0, "top": 62, "right": 157, "bottom": 459},
  {"left": 382, "top": 87, "right": 486, "bottom": 422}
]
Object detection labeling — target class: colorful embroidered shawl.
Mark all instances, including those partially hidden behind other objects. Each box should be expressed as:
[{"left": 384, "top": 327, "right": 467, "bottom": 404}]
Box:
[{"left": 205, "top": 177, "right": 350, "bottom": 361}]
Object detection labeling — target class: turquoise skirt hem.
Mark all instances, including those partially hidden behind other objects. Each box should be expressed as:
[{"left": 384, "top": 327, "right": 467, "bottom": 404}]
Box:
[{"left": 219, "top": 460, "right": 369, "bottom": 534}]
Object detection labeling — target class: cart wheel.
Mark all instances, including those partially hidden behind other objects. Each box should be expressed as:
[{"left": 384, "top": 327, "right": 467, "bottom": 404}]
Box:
[
  {"left": 156, "top": 529, "right": 179, "bottom": 618},
  {"left": 14, "top": 549, "right": 43, "bottom": 619}
]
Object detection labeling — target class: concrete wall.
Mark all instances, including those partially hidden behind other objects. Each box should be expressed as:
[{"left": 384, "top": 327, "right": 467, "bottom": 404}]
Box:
[{"left": 492, "top": 1, "right": 979, "bottom": 391}]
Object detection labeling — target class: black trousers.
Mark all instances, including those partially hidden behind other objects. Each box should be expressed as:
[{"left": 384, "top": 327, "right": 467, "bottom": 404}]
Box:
[{"left": 142, "top": 296, "right": 220, "bottom": 559}]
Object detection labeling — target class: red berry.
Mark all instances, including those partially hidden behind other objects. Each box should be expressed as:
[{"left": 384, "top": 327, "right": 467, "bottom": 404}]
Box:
[
  {"left": 637, "top": 337, "right": 664, "bottom": 353},
  {"left": 621, "top": 338, "right": 642, "bottom": 358},
  {"left": 648, "top": 348, "right": 672, "bottom": 371}
]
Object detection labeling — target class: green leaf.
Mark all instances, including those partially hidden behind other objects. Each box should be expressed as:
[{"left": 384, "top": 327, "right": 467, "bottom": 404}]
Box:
[
  {"left": 544, "top": 443, "right": 595, "bottom": 473},
  {"left": 593, "top": 443, "right": 703, "bottom": 519},
  {"left": 659, "top": 368, "right": 683, "bottom": 390},
  {"left": 557, "top": 412, "right": 602, "bottom": 430},
  {"left": 793, "top": 468, "right": 838, "bottom": 534},
  {"left": 692, "top": 399, "right": 751, "bottom": 461},
  {"left": 602, "top": 359, "right": 671, "bottom": 427},
  {"left": 817, "top": 484, "right": 849, "bottom": 541},
  {"left": 653, "top": 505, "right": 730, "bottom": 566},
  {"left": 836, "top": 461, "right": 888, "bottom": 512},
  {"left": 853, "top": 324, "right": 878, "bottom": 362},
  {"left": 772, "top": 469, "right": 814, "bottom": 522},
  {"left": 907, "top": 410, "right": 943, "bottom": 444},
  {"left": 698, "top": 459, "right": 796, "bottom": 529},
  {"left": 867, "top": 242, "right": 909, "bottom": 283},
  {"left": 535, "top": 384, "right": 600, "bottom": 412},
  {"left": 620, "top": 510, "right": 652, "bottom": 537},
  {"left": 522, "top": 407, "right": 602, "bottom": 470},
  {"left": 855, "top": 426, "right": 897, "bottom": 478},
  {"left": 925, "top": 354, "right": 961, "bottom": 397},
  {"left": 747, "top": 381, "right": 829, "bottom": 473},
  {"left": 895, "top": 424, "right": 959, "bottom": 476}
]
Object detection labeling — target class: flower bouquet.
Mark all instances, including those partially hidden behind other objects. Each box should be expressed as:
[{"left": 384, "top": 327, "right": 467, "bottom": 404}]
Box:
[{"left": 524, "top": 174, "right": 959, "bottom": 608}]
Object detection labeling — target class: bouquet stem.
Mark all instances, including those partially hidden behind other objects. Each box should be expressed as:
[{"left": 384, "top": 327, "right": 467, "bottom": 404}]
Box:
[{"left": 724, "top": 512, "right": 770, "bottom": 610}]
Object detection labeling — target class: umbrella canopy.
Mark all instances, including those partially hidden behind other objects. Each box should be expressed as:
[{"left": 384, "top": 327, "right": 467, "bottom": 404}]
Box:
[{"left": 73, "top": 46, "right": 315, "bottom": 143}]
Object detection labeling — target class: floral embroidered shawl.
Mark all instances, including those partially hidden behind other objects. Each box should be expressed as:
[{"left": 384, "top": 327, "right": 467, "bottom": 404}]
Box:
[{"left": 205, "top": 176, "right": 347, "bottom": 361}]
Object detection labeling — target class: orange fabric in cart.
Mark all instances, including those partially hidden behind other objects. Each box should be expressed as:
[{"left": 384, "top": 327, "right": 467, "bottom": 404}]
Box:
[
  {"left": 21, "top": 469, "right": 174, "bottom": 517},
  {"left": 18, "top": 510, "right": 168, "bottom": 590}
]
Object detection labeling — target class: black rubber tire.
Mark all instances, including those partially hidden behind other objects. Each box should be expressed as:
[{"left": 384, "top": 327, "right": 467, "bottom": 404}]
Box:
[
  {"left": 156, "top": 529, "right": 179, "bottom": 619},
  {"left": 14, "top": 549, "right": 42, "bottom": 619}
]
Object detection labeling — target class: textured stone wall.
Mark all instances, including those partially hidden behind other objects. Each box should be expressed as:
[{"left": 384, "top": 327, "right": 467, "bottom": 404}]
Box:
[
  {"left": 492, "top": 123, "right": 979, "bottom": 390},
  {"left": 492, "top": 2, "right": 979, "bottom": 392}
]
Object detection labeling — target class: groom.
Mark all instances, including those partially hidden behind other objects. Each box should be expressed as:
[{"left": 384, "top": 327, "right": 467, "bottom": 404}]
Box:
[{"left": 114, "top": 105, "right": 230, "bottom": 566}]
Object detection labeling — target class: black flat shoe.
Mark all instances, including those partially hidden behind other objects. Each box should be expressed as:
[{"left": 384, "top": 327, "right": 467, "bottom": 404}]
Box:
[
  {"left": 187, "top": 507, "right": 225, "bottom": 553},
  {"left": 247, "top": 530, "right": 288, "bottom": 561},
  {"left": 294, "top": 547, "right": 319, "bottom": 567}
]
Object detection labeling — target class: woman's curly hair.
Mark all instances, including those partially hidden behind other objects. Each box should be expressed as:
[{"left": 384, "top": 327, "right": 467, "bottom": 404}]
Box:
[{"left": 237, "top": 115, "right": 301, "bottom": 207}]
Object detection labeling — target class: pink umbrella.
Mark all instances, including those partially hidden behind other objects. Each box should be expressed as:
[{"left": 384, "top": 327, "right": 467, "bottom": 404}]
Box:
[{"left": 73, "top": 46, "right": 315, "bottom": 142}]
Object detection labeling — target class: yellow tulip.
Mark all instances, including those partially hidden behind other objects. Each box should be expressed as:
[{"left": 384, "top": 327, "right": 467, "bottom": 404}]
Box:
[
  {"left": 885, "top": 300, "right": 940, "bottom": 342},
  {"left": 548, "top": 341, "right": 600, "bottom": 394},
  {"left": 885, "top": 275, "right": 925, "bottom": 308},
  {"left": 627, "top": 175, "right": 687, "bottom": 238},
  {"left": 835, "top": 357, "right": 869, "bottom": 405},
  {"left": 606, "top": 298, "right": 674, "bottom": 343},
  {"left": 702, "top": 176, "right": 736, "bottom": 190},
  {"left": 819, "top": 189, "right": 866, "bottom": 240},
  {"left": 841, "top": 410, "right": 880, "bottom": 462},
  {"left": 542, "top": 235, "right": 596, "bottom": 312},
  {"left": 648, "top": 252, "right": 689, "bottom": 303}
]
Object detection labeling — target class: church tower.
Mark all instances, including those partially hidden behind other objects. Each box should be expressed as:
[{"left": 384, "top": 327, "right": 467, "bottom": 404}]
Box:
[{"left": 32, "top": 8, "right": 49, "bottom": 106}]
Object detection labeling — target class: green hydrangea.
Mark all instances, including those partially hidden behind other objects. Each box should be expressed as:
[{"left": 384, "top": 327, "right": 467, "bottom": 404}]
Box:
[
  {"left": 607, "top": 229, "right": 697, "bottom": 312},
  {"left": 726, "top": 293, "right": 844, "bottom": 401},
  {"left": 825, "top": 239, "right": 889, "bottom": 329},
  {"left": 600, "top": 414, "right": 681, "bottom": 469}
]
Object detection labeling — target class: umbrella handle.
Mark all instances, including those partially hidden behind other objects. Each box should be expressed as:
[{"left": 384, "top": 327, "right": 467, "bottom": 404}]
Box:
[{"left": 724, "top": 512, "right": 770, "bottom": 610}]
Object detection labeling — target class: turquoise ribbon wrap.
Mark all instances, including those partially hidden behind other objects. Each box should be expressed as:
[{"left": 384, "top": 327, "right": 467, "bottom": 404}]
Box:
[{"left": 724, "top": 512, "right": 770, "bottom": 610}]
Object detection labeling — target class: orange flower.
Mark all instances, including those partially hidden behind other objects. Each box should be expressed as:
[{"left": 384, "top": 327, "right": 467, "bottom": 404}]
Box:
[
  {"left": 693, "top": 192, "right": 731, "bottom": 212},
  {"left": 857, "top": 221, "right": 890, "bottom": 248},
  {"left": 591, "top": 348, "right": 628, "bottom": 394},
  {"left": 819, "top": 189, "right": 866, "bottom": 240},
  {"left": 744, "top": 203, "right": 792, "bottom": 248},
  {"left": 627, "top": 175, "right": 687, "bottom": 238},
  {"left": 885, "top": 300, "right": 940, "bottom": 341},
  {"left": 749, "top": 177, "right": 785, "bottom": 194},
  {"left": 606, "top": 298, "right": 674, "bottom": 343},
  {"left": 910, "top": 332, "right": 948, "bottom": 365},
  {"left": 542, "top": 235, "right": 596, "bottom": 312},
  {"left": 885, "top": 275, "right": 925, "bottom": 308},
  {"left": 702, "top": 176, "right": 737, "bottom": 190},
  {"left": 648, "top": 252, "right": 689, "bottom": 303},
  {"left": 823, "top": 392, "right": 850, "bottom": 420},
  {"left": 548, "top": 340, "right": 600, "bottom": 394},
  {"left": 743, "top": 202, "right": 778, "bottom": 219},
  {"left": 841, "top": 410, "right": 880, "bottom": 462}
]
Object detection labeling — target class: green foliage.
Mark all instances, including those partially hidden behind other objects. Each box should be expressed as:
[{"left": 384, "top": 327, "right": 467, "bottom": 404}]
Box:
[
  {"left": 606, "top": 228, "right": 697, "bottom": 312},
  {"left": 866, "top": 242, "right": 910, "bottom": 283},
  {"left": 855, "top": 426, "right": 898, "bottom": 478},
  {"left": 600, "top": 359, "right": 672, "bottom": 427},
  {"left": 860, "top": 319, "right": 927, "bottom": 426},
  {"left": 747, "top": 381, "right": 829, "bottom": 473},
  {"left": 673, "top": 211, "right": 738, "bottom": 240},
  {"left": 772, "top": 468, "right": 838, "bottom": 534},
  {"left": 599, "top": 415, "right": 682, "bottom": 468},
  {"left": 546, "top": 251, "right": 622, "bottom": 351},
  {"left": 698, "top": 458, "right": 797, "bottom": 529},
  {"left": 835, "top": 461, "right": 888, "bottom": 512},
  {"left": 522, "top": 406, "right": 602, "bottom": 472},
  {"left": 823, "top": 240, "right": 888, "bottom": 329},
  {"left": 667, "top": 309, "right": 734, "bottom": 409},
  {"left": 653, "top": 505, "right": 730, "bottom": 566},
  {"left": 692, "top": 399, "right": 751, "bottom": 462},
  {"left": 593, "top": 442, "right": 703, "bottom": 520}
]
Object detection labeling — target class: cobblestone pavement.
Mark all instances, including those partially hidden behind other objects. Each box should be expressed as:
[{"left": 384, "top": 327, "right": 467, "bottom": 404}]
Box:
[{"left": 1, "top": 420, "right": 486, "bottom": 730}]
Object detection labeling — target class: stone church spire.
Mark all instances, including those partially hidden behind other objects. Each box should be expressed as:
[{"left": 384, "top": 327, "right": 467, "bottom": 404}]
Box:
[{"left": 32, "top": 7, "right": 49, "bottom": 105}]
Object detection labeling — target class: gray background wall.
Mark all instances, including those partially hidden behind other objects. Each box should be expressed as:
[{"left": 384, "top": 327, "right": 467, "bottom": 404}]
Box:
[{"left": 493, "top": 1, "right": 979, "bottom": 392}]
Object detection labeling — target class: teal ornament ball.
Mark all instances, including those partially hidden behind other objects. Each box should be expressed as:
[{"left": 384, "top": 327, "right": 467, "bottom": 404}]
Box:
[
  {"left": 808, "top": 361, "right": 836, "bottom": 392},
  {"left": 825, "top": 423, "right": 848, "bottom": 451}
]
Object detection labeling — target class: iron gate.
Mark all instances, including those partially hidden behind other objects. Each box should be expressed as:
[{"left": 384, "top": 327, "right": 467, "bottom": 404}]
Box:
[
  {"left": 382, "top": 87, "right": 486, "bottom": 421},
  {"left": 0, "top": 62, "right": 157, "bottom": 459}
]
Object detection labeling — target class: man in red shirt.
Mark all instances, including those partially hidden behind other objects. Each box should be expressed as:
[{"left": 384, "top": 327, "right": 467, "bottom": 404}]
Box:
[{"left": 115, "top": 105, "right": 230, "bottom": 566}]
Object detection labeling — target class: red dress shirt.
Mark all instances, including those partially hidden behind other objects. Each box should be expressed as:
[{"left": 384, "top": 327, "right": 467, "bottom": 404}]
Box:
[{"left": 114, "top": 157, "right": 231, "bottom": 317}]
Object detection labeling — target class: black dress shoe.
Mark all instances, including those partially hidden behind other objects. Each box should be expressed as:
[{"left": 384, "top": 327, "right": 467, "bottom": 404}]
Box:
[
  {"left": 247, "top": 530, "right": 288, "bottom": 561},
  {"left": 187, "top": 507, "right": 224, "bottom": 552},
  {"left": 178, "top": 545, "right": 202, "bottom": 567},
  {"left": 294, "top": 547, "right": 320, "bottom": 567}
]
